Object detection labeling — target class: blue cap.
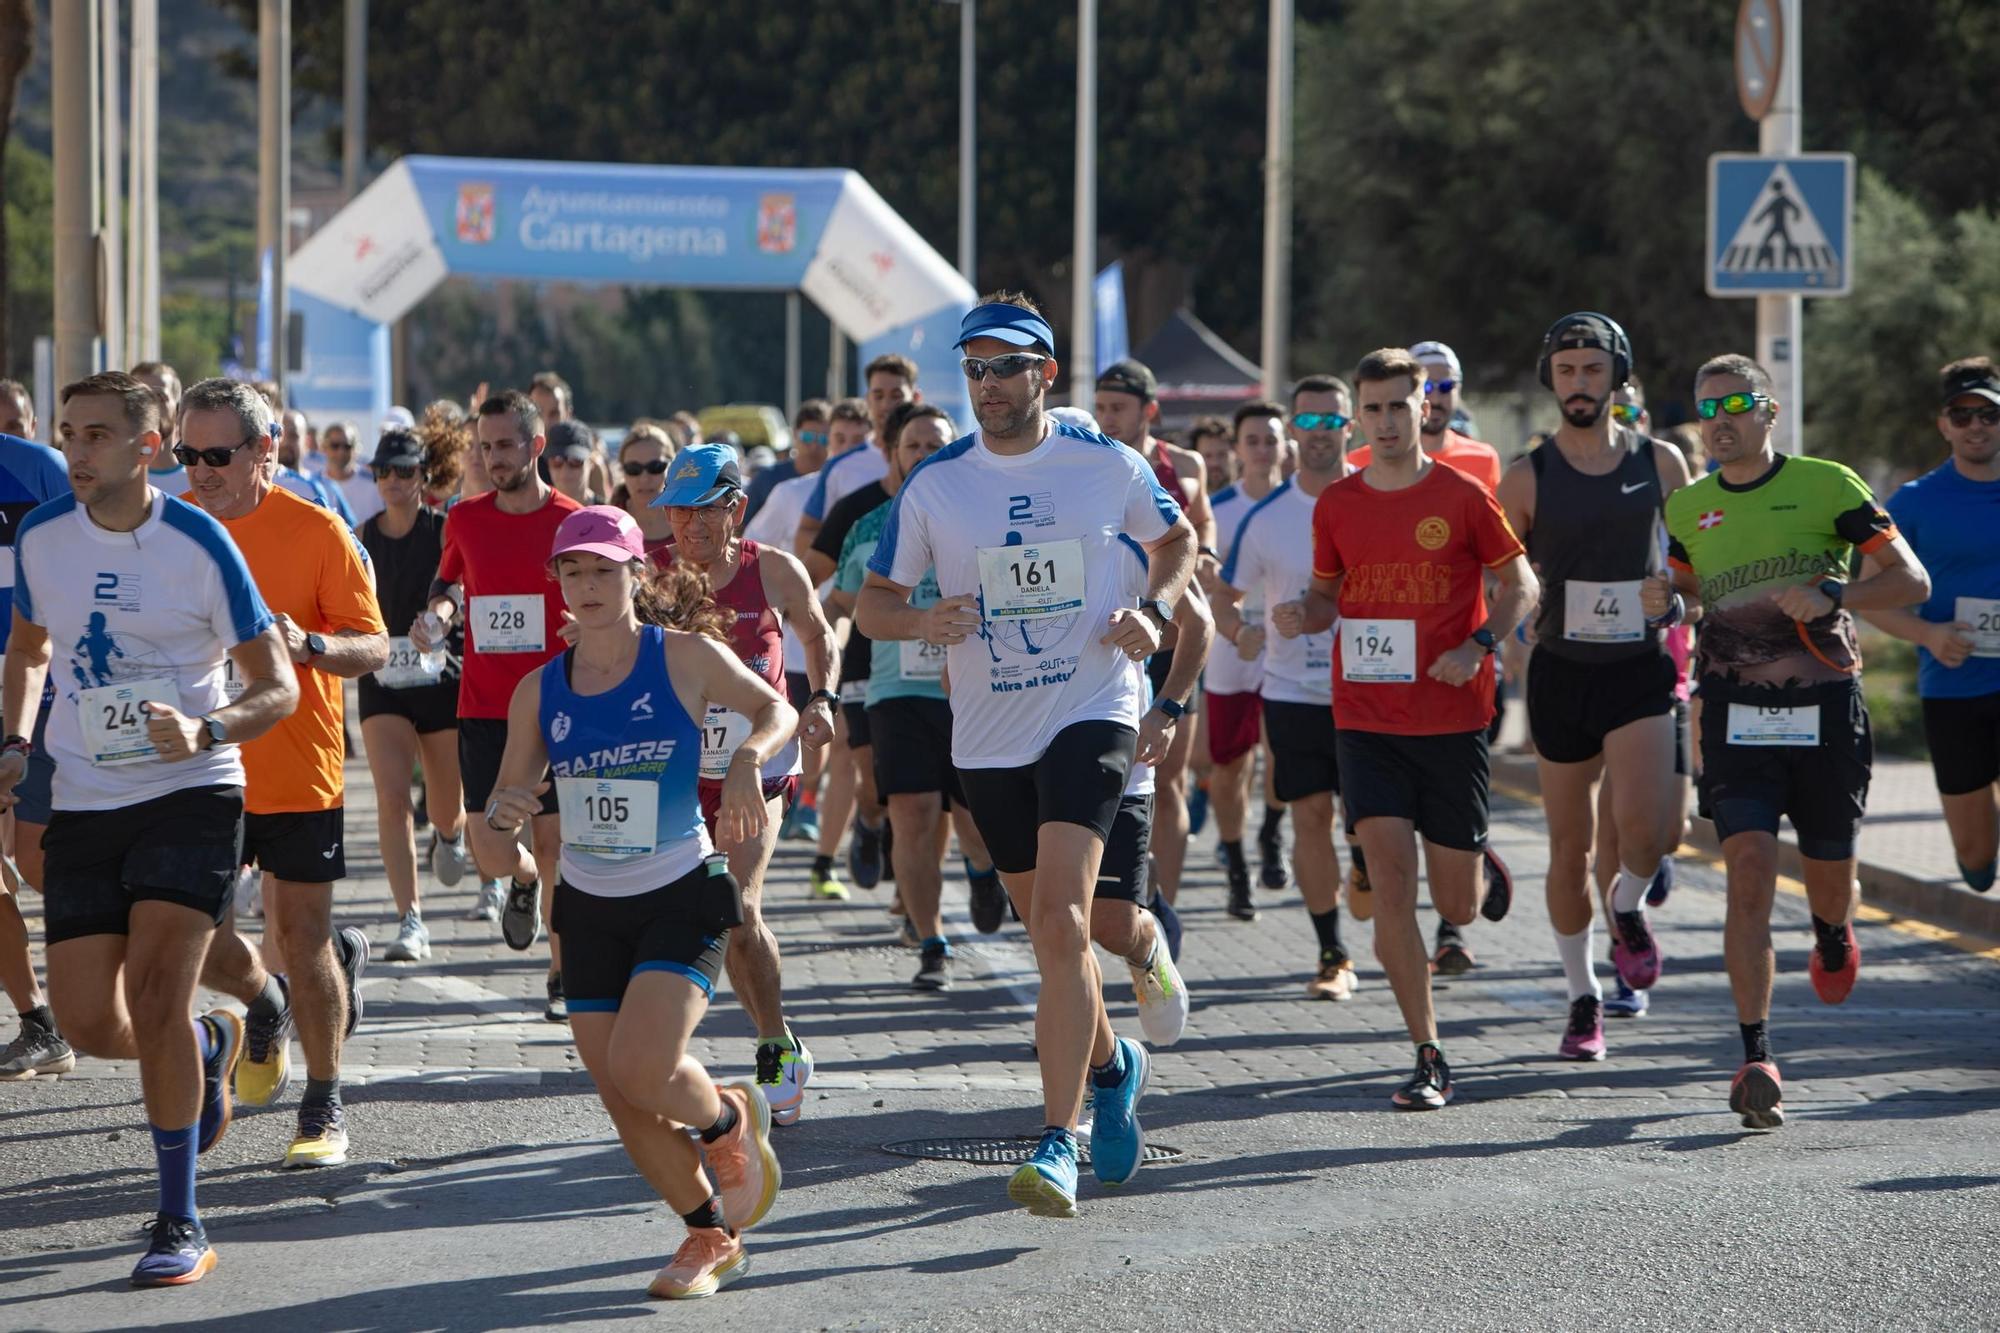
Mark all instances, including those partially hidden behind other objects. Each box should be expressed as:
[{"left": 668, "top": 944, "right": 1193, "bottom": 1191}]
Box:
[
  {"left": 954, "top": 302, "right": 1057, "bottom": 355},
  {"left": 651, "top": 443, "right": 745, "bottom": 509}
]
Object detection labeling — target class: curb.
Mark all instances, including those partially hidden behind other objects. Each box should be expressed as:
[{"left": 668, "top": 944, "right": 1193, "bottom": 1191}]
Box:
[{"left": 1488, "top": 752, "right": 2000, "bottom": 945}]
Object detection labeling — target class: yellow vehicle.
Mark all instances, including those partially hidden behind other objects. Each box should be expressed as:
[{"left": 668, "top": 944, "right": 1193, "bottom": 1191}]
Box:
[{"left": 697, "top": 403, "right": 792, "bottom": 454}]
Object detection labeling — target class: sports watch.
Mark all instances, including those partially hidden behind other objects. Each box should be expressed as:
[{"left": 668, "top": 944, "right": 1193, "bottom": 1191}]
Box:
[
  {"left": 1154, "top": 696, "right": 1187, "bottom": 722},
  {"left": 1470, "top": 628, "right": 1499, "bottom": 655},
  {"left": 201, "top": 715, "right": 228, "bottom": 750},
  {"left": 1817, "top": 580, "right": 1846, "bottom": 610},
  {"left": 304, "top": 631, "right": 328, "bottom": 663},
  {"left": 1140, "top": 597, "right": 1175, "bottom": 628}
]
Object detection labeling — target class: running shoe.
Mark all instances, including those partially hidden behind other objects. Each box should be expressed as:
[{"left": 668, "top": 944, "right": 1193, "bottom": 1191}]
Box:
[
  {"left": 1151, "top": 889, "right": 1184, "bottom": 962},
  {"left": 1346, "top": 860, "right": 1374, "bottom": 922},
  {"left": 1305, "top": 951, "right": 1357, "bottom": 1002},
  {"left": 755, "top": 1034, "right": 812, "bottom": 1127},
  {"left": 1558, "top": 994, "right": 1606, "bottom": 1061},
  {"left": 1608, "top": 907, "right": 1663, "bottom": 991},
  {"left": 1480, "top": 846, "right": 1514, "bottom": 922},
  {"left": 385, "top": 910, "right": 431, "bottom": 962},
  {"left": 847, "top": 817, "right": 884, "bottom": 890},
  {"left": 239, "top": 866, "right": 263, "bottom": 919},
  {"left": 1602, "top": 981, "right": 1650, "bottom": 1018},
  {"left": 235, "top": 974, "right": 293, "bottom": 1107},
  {"left": 1646, "top": 856, "right": 1675, "bottom": 907},
  {"left": 1257, "top": 828, "right": 1288, "bottom": 890},
  {"left": 284, "top": 1099, "right": 350, "bottom": 1168},
  {"left": 787, "top": 803, "right": 821, "bottom": 844},
  {"left": 913, "top": 940, "right": 954, "bottom": 991},
  {"left": 1007, "top": 1128, "right": 1079, "bottom": 1218},
  {"left": 469, "top": 879, "right": 504, "bottom": 923},
  {"left": 1186, "top": 784, "right": 1209, "bottom": 837},
  {"left": 1226, "top": 864, "right": 1258, "bottom": 922},
  {"left": 336, "top": 925, "right": 369, "bottom": 1039},
  {"left": 429, "top": 830, "right": 470, "bottom": 888},
  {"left": 1729, "top": 1059, "right": 1784, "bottom": 1130},
  {"left": 1431, "top": 922, "right": 1475, "bottom": 976},
  {"left": 705, "top": 1080, "right": 781, "bottom": 1231},
  {"left": 777, "top": 803, "right": 803, "bottom": 843},
  {"left": 1090, "top": 1036, "right": 1150, "bottom": 1186},
  {"left": 501, "top": 876, "right": 543, "bottom": 950},
  {"left": 649, "top": 1227, "right": 748, "bottom": 1300},
  {"left": 0, "top": 1021, "right": 74, "bottom": 1079},
  {"left": 895, "top": 914, "right": 921, "bottom": 949},
  {"left": 968, "top": 868, "right": 1008, "bottom": 934},
  {"left": 1809, "top": 920, "right": 1860, "bottom": 1005},
  {"left": 130, "top": 1214, "right": 216, "bottom": 1287},
  {"left": 197, "top": 1010, "right": 244, "bottom": 1153},
  {"left": 1391, "top": 1044, "right": 1453, "bottom": 1110},
  {"left": 545, "top": 971, "right": 568, "bottom": 1023},
  {"left": 809, "top": 865, "right": 850, "bottom": 901},
  {"left": 1130, "top": 928, "right": 1189, "bottom": 1046}
]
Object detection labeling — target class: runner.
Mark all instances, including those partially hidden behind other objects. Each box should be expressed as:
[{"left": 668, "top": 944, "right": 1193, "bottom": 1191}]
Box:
[
  {"left": 273, "top": 410, "right": 358, "bottom": 529},
  {"left": 1219, "top": 386, "right": 1354, "bottom": 994},
  {"left": 1189, "top": 415, "right": 1235, "bottom": 496},
  {"left": 1664, "top": 353, "right": 1929, "bottom": 1129},
  {"left": 179, "top": 378, "right": 389, "bottom": 1168},
  {"left": 1205, "top": 400, "right": 1291, "bottom": 917},
  {"left": 827, "top": 401, "right": 1004, "bottom": 986},
  {"left": 1865, "top": 358, "right": 2000, "bottom": 892},
  {"left": 321, "top": 420, "right": 386, "bottom": 528},
  {"left": 1497, "top": 312, "right": 1692, "bottom": 1060},
  {"left": 359, "top": 427, "right": 472, "bottom": 963},
  {"left": 858, "top": 293, "right": 1196, "bottom": 1216},
  {"left": 612, "top": 423, "right": 678, "bottom": 559},
  {"left": 1302, "top": 348, "right": 1536, "bottom": 1109},
  {"left": 656, "top": 443, "right": 836, "bottom": 1125},
  {"left": 0, "top": 411, "right": 73, "bottom": 1079},
  {"left": 1095, "top": 359, "right": 1214, "bottom": 912},
  {"left": 547, "top": 421, "right": 602, "bottom": 506},
  {"left": 488, "top": 504, "right": 786, "bottom": 1299},
  {"left": 0, "top": 379, "right": 32, "bottom": 439},
  {"left": 2, "top": 370, "right": 299, "bottom": 1282},
  {"left": 129, "top": 363, "right": 192, "bottom": 498},
  {"left": 412, "top": 391, "right": 582, "bottom": 1019}
]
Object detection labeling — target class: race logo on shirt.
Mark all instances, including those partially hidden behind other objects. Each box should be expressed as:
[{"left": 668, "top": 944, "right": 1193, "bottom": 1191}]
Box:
[
  {"left": 93, "top": 570, "right": 142, "bottom": 612},
  {"left": 551, "top": 711, "right": 572, "bottom": 743},
  {"left": 1005, "top": 493, "right": 1056, "bottom": 530},
  {"left": 1415, "top": 517, "right": 1451, "bottom": 551},
  {"left": 64, "top": 613, "right": 174, "bottom": 696}
]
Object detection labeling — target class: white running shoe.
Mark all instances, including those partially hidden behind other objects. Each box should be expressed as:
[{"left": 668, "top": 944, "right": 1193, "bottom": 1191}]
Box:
[
  {"left": 468, "top": 879, "right": 504, "bottom": 923},
  {"left": 385, "top": 910, "right": 431, "bottom": 962},
  {"left": 429, "top": 830, "right": 470, "bottom": 888},
  {"left": 1128, "top": 917, "right": 1189, "bottom": 1047},
  {"left": 755, "top": 1035, "right": 813, "bottom": 1127}
]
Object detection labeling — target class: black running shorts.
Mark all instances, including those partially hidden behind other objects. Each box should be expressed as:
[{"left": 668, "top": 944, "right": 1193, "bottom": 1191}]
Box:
[
  {"left": 956, "top": 720, "right": 1139, "bottom": 875},
  {"left": 359, "top": 675, "right": 460, "bottom": 735},
  {"left": 555, "top": 859, "right": 741, "bottom": 1012},
  {"left": 1698, "top": 678, "right": 1870, "bottom": 861},
  {"left": 1095, "top": 793, "right": 1153, "bottom": 904},
  {"left": 1921, "top": 691, "right": 2000, "bottom": 797},
  {"left": 869, "top": 696, "right": 961, "bottom": 804},
  {"left": 460, "top": 716, "right": 558, "bottom": 816},
  {"left": 243, "top": 806, "right": 347, "bottom": 883},
  {"left": 1336, "top": 728, "right": 1491, "bottom": 852},
  {"left": 41, "top": 785, "right": 245, "bottom": 944},
  {"left": 1262, "top": 698, "right": 1340, "bottom": 802},
  {"left": 1527, "top": 646, "right": 1678, "bottom": 765}
]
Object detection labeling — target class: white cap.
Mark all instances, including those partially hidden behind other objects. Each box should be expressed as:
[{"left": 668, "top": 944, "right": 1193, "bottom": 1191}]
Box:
[
  {"left": 1409, "top": 341, "right": 1463, "bottom": 380},
  {"left": 1048, "top": 405, "right": 1102, "bottom": 435}
]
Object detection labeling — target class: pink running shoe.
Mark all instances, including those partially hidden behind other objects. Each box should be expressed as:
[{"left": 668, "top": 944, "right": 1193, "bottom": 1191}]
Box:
[
  {"left": 1808, "top": 921, "right": 1860, "bottom": 1005},
  {"left": 648, "top": 1227, "right": 747, "bottom": 1299},
  {"left": 1729, "top": 1060, "right": 1784, "bottom": 1129},
  {"left": 1609, "top": 907, "right": 1664, "bottom": 991},
  {"left": 1558, "top": 995, "right": 1606, "bottom": 1061}
]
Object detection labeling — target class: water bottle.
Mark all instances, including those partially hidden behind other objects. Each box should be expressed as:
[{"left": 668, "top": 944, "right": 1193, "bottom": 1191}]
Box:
[{"left": 418, "top": 611, "right": 449, "bottom": 676}]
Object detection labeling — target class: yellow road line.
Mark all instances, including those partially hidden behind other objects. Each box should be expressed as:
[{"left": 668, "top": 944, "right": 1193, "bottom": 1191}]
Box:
[{"left": 1490, "top": 776, "right": 2000, "bottom": 964}]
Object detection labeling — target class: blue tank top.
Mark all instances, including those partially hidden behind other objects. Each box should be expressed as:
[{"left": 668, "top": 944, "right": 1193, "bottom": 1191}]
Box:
[{"left": 540, "top": 623, "right": 710, "bottom": 897}]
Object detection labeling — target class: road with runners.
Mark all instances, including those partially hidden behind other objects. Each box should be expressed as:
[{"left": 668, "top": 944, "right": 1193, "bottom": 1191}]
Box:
[{"left": 2, "top": 752, "right": 1996, "bottom": 1330}]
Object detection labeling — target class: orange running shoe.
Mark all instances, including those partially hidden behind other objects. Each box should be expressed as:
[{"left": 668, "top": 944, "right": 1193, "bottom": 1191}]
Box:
[
  {"left": 648, "top": 1227, "right": 747, "bottom": 1299},
  {"left": 704, "top": 1082, "right": 781, "bottom": 1233},
  {"left": 1808, "top": 921, "right": 1859, "bottom": 1005}
]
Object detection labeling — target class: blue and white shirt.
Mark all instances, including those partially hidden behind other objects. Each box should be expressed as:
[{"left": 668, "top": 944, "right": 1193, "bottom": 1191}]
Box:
[
  {"left": 0, "top": 434, "right": 72, "bottom": 655},
  {"left": 1222, "top": 479, "right": 1335, "bottom": 707},
  {"left": 802, "top": 442, "right": 888, "bottom": 523},
  {"left": 277, "top": 465, "right": 358, "bottom": 530},
  {"left": 15, "top": 492, "right": 275, "bottom": 810},
  {"left": 870, "top": 419, "right": 1181, "bottom": 768}
]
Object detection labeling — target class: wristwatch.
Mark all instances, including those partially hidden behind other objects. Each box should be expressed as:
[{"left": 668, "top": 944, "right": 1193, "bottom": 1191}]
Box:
[
  {"left": 304, "top": 631, "right": 328, "bottom": 664},
  {"left": 807, "top": 688, "right": 839, "bottom": 709},
  {"left": 1154, "top": 696, "right": 1187, "bottom": 722},
  {"left": 201, "top": 715, "right": 228, "bottom": 750},
  {"left": 1470, "top": 628, "right": 1499, "bottom": 655},
  {"left": 1817, "top": 580, "right": 1846, "bottom": 609},
  {"left": 1140, "top": 597, "right": 1175, "bottom": 628},
  {"left": 1, "top": 733, "right": 30, "bottom": 758}
]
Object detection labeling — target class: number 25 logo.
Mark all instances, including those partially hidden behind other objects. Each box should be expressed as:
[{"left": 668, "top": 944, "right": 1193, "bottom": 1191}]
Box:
[
  {"left": 94, "top": 573, "right": 121, "bottom": 601},
  {"left": 1008, "top": 496, "right": 1034, "bottom": 522}
]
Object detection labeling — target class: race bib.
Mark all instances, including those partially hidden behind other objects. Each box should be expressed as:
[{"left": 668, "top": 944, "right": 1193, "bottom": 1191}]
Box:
[
  {"left": 1956, "top": 596, "right": 2000, "bottom": 658},
  {"left": 557, "top": 777, "right": 658, "bottom": 859},
  {"left": 1341, "top": 619, "right": 1416, "bottom": 684},
  {"left": 221, "top": 658, "right": 246, "bottom": 703},
  {"left": 1726, "top": 702, "right": 1820, "bottom": 747},
  {"left": 470, "top": 594, "right": 545, "bottom": 654},
  {"left": 698, "top": 704, "right": 752, "bottom": 779},
  {"left": 838, "top": 678, "right": 868, "bottom": 705},
  {"left": 1564, "top": 579, "right": 1645, "bottom": 643},
  {"left": 375, "top": 635, "right": 444, "bottom": 689},
  {"left": 900, "top": 638, "right": 947, "bottom": 681},
  {"left": 78, "top": 676, "right": 176, "bottom": 767},
  {"left": 976, "top": 539, "right": 1086, "bottom": 619}
]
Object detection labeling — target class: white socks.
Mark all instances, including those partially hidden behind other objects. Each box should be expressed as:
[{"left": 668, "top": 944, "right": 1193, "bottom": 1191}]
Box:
[
  {"left": 1556, "top": 922, "right": 1600, "bottom": 1001},
  {"left": 1610, "top": 866, "right": 1652, "bottom": 914}
]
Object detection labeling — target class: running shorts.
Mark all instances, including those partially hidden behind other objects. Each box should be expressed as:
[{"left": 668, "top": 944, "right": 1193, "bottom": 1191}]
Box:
[
  {"left": 460, "top": 716, "right": 558, "bottom": 816},
  {"left": 1698, "top": 678, "right": 1870, "bottom": 861},
  {"left": 956, "top": 720, "right": 1138, "bottom": 875},
  {"left": 359, "top": 675, "right": 459, "bottom": 735},
  {"left": 555, "top": 857, "right": 741, "bottom": 1010},
  {"left": 243, "top": 806, "right": 347, "bottom": 883},
  {"left": 869, "top": 696, "right": 961, "bottom": 804},
  {"left": 1262, "top": 698, "right": 1340, "bottom": 802},
  {"left": 41, "top": 785, "right": 245, "bottom": 944},
  {"left": 1527, "top": 646, "right": 1678, "bottom": 765},
  {"left": 1336, "top": 728, "right": 1491, "bottom": 852},
  {"left": 1921, "top": 691, "right": 2000, "bottom": 797},
  {"left": 1205, "top": 689, "right": 1262, "bottom": 768},
  {"left": 1095, "top": 794, "right": 1153, "bottom": 904}
]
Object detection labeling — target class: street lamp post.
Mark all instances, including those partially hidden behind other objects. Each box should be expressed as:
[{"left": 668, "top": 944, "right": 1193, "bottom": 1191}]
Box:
[
  {"left": 1260, "top": 0, "right": 1293, "bottom": 400},
  {"left": 1069, "top": 0, "right": 1097, "bottom": 399}
]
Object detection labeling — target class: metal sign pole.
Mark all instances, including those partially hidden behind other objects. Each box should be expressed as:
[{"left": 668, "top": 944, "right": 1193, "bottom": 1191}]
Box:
[{"left": 1755, "top": 0, "right": 1801, "bottom": 454}]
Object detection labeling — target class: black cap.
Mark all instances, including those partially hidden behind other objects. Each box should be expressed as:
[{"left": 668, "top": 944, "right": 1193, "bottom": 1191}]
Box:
[
  {"left": 1096, "top": 359, "right": 1157, "bottom": 401},
  {"left": 373, "top": 428, "right": 425, "bottom": 470},
  {"left": 546, "top": 419, "right": 596, "bottom": 462},
  {"left": 1941, "top": 362, "right": 2000, "bottom": 409}
]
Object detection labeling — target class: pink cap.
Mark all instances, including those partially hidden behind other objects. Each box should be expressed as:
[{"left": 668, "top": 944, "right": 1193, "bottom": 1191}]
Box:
[{"left": 550, "top": 505, "right": 646, "bottom": 564}]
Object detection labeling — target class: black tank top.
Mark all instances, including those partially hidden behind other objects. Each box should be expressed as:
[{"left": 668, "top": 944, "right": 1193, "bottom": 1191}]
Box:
[
  {"left": 1527, "top": 430, "right": 1667, "bottom": 663},
  {"left": 361, "top": 506, "right": 465, "bottom": 669}
]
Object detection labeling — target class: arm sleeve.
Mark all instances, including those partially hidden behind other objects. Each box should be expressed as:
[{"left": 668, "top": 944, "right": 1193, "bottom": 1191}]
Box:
[
  {"left": 1830, "top": 464, "right": 1897, "bottom": 554},
  {"left": 316, "top": 517, "right": 389, "bottom": 635}
]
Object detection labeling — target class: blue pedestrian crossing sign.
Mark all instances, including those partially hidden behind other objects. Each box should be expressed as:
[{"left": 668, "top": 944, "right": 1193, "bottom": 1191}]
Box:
[{"left": 1707, "top": 153, "right": 1854, "bottom": 297}]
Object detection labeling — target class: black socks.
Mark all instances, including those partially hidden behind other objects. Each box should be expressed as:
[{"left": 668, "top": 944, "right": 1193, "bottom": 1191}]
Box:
[
  {"left": 1310, "top": 907, "right": 1344, "bottom": 959},
  {"left": 812, "top": 854, "right": 834, "bottom": 877},
  {"left": 303, "top": 1076, "right": 340, "bottom": 1109},
  {"left": 1220, "top": 839, "right": 1246, "bottom": 871},
  {"left": 699, "top": 1099, "right": 740, "bottom": 1144},
  {"left": 1810, "top": 914, "right": 1850, "bottom": 967},
  {"left": 1741, "top": 1021, "right": 1771, "bottom": 1065},
  {"left": 682, "top": 1194, "right": 726, "bottom": 1231}
]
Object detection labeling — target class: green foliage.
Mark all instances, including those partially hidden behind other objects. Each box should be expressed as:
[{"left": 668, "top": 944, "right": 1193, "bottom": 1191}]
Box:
[
  {"left": 1857, "top": 627, "right": 1926, "bottom": 760},
  {"left": 3, "top": 135, "right": 52, "bottom": 382}
]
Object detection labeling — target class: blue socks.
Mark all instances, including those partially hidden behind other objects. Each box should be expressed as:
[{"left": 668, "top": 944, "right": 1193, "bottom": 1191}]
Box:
[
  {"left": 152, "top": 1123, "right": 198, "bottom": 1222},
  {"left": 1089, "top": 1043, "right": 1126, "bottom": 1089}
]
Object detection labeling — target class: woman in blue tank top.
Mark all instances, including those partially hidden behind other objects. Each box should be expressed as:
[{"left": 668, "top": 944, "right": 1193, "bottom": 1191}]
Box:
[{"left": 484, "top": 505, "right": 797, "bottom": 1300}]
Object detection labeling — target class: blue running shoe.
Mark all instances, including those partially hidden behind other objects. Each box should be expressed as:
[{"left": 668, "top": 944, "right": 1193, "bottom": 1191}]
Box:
[
  {"left": 1150, "top": 889, "right": 1184, "bottom": 963},
  {"left": 1646, "top": 857, "right": 1675, "bottom": 907},
  {"left": 1603, "top": 981, "right": 1650, "bottom": 1018},
  {"left": 848, "top": 817, "right": 884, "bottom": 890},
  {"left": 1186, "top": 785, "right": 1209, "bottom": 837},
  {"left": 1089, "top": 1036, "right": 1150, "bottom": 1186},
  {"left": 790, "top": 803, "right": 821, "bottom": 844},
  {"left": 131, "top": 1214, "right": 216, "bottom": 1286},
  {"left": 1007, "top": 1128, "right": 1079, "bottom": 1217},
  {"left": 197, "top": 1010, "right": 244, "bottom": 1154}
]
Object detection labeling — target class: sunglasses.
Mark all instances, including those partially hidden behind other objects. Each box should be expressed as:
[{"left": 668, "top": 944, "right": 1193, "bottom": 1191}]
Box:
[
  {"left": 172, "top": 435, "right": 258, "bottom": 468},
  {"left": 324, "top": 439, "right": 353, "bottom": 451},
  {"left": 1945, "top": 404, "right": 2000, "bottom": 428},
  {"left": 1291, "top": 413, "right": 1350, "bottom": 431},
  {"left": 796, "top": 430, "right": 828, "bottom": 446},
  {"left": 550, "top": 455, "right": 588, "bottom": 468},
  {"left": 1696, "top": 392, "right": 1771, "bottom": 419},
  {"left": 961, "top": 353, "right": 1048, "bottom": 381},
  {"left": 1609, "top": 403, "right": 1644, "bottom": 425},
  {"left": 1423, "top": 379, "right": 1458, "bottom": 394},
  {"left": 622, "top": 459, "right": 670, "bottom": 477},
  {"left": 372, "top": 462, "right": 422, "bottom": 480}
]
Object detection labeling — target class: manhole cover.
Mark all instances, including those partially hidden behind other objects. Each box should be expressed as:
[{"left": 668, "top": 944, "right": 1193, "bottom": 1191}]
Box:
[{"left": 882, "top": 1136, "right": 1185, "bottom": 1165}]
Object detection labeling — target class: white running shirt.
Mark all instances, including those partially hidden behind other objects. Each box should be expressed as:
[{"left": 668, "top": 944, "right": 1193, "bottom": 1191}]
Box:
[
  {"left": 870, "top": 420, "right": 1181, "bottom": 768},
  {"left": 802, "top": 443, "right": 888, "bottom": 523},
  {"left": 1222, "top": 479, "right": 1335, "bottom": 707},
  {"left": 1207, "top": 481, "right": 1271, "bottom": 696},
  {"left": 15, "top": 491, "right": 275, "bottom": 810}
]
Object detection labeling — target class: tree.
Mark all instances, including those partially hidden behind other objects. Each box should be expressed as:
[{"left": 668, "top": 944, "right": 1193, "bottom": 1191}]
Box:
[{"left": 0, "top": 0, "right": 34, "bottom": 376}]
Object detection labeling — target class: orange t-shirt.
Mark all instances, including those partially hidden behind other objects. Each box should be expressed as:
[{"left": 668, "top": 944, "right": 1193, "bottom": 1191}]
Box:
[
  {"left": 1346, "top": 429, "right": 1502, "bottom": 495},
  {"left": 218, "top": 486, "right": 385, "bottom": 813}
]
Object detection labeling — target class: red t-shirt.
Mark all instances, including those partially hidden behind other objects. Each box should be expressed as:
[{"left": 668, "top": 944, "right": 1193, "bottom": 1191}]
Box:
[
  {"left": 436, "top": 489, "right": 583, "bottom": 718},
  {"left": 1311, "top": 461, "right": 1524, "bottom": 736},
  {"left": 1346, "top": 430, "right": 1502, "bottom": 495}
]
